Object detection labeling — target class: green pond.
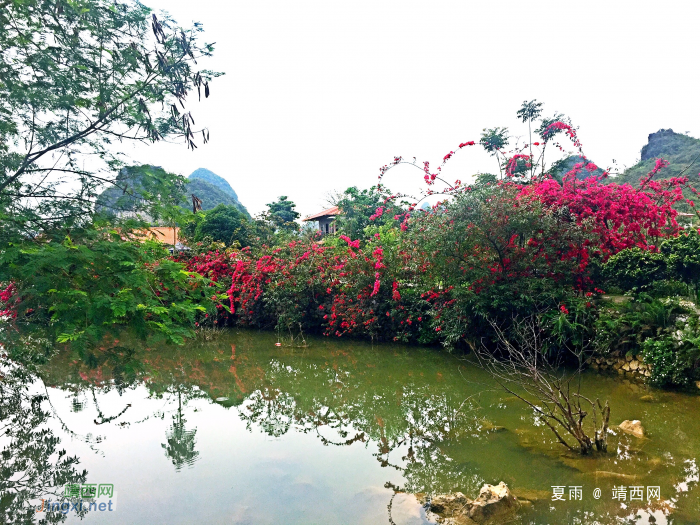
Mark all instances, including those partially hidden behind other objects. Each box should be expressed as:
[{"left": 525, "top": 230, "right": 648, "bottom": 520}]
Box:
[{"left": 4, "top": 329, "right": 700, "bottom": 524}]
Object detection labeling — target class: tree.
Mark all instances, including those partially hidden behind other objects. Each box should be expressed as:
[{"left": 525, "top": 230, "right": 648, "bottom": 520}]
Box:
[
  {"left": 479, "top": 127, "right": 509, "bottom": 177},
  {"left": 194, "top": 204, "right": 249, "bottom": 246},
  {"left": 0, "top": 0, "right": 220, "bottom": 238},
  {"left": 661, "top": 229, "right": 700, "bottom": 290},
  {"left": 266, "top": 196, "right": 300, "bottom": 232},
  {"left": 335, "top": 186, "right": 400, "bottom": 240},
  {"left": 475, "top": 316, "right": 611, "bottom": 455},
  {"left": 516, "top": 100, "right": 543, "bottom": 179},
  {"left": 162, "top": 389, "right": 199, "bottom": 471},
  {"left": 602, "top": 248, "right": 667, "bottom": 290}
]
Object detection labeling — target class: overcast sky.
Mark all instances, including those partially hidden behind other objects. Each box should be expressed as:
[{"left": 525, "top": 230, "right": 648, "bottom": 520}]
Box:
[{"left": 129, "top": 0, "right": 700, "bottom": 217}]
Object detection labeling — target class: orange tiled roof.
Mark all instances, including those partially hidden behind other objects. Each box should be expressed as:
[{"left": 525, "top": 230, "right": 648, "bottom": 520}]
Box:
[{"left": 302, "top": 206, "right": 340, "bottom": 221}]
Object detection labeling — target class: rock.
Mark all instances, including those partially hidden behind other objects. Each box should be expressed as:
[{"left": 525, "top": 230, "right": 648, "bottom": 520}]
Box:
[
  {"left": 617, "top": 368, "right": 625, "bottom": 375},
  {"left": 622, "top": 362, "right": 631, "bottom": 372},
  {"left": 639, "top": 395, "right": 656, "bottom": 402},
  {"left": 426, "top": 483, "right": 520, "bottom": 525},
  {"left": 428, "top": 492, "right": 470, "bottom": 515},
  {"left": 467, "top": 483, "right": 520, "bottom": 525},
  {"left": 696, "top": 381, "right": 700, "bottom": 390},
  {"left": 511, "top": 488, "right": 551, "bottom": 502},
  {"left": 626, "top": 354, "right": 633, "bottom": 362},
  {"left": 592, "top": 470, "right": 639, "bottom": 482},
  {"left": 619, "top": 420, "right": 645, "bottom": 438},
  {"left": 630, "top": 360, "right": 639, "bottom": 371},
  {"left": 480, "top": 420, "right": 507, "bottom": 433}
]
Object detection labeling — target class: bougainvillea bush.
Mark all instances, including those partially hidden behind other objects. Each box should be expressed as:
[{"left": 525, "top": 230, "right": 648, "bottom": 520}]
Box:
[
  {"left": 171, "top": 144, "right": 697, "bottom": 353},
  {"left": 176, "top": 224, "right": 432, "bottom": 343},
  {"left": 3, "top": 102, "right": 700, "bottom": 368}
]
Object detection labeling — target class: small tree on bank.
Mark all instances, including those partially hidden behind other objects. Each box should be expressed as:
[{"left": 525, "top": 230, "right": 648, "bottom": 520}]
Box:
[{"left": 475, "top": 315, "right": 611, "bottom": 455}]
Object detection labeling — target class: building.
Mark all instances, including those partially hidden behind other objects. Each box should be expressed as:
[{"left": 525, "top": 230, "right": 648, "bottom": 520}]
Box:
[
  {"left": 302, "top": 206, "right": 340, "bottom": 235},
  {"left": 126, "top": 227, "right": 180, "bottom": 245}
]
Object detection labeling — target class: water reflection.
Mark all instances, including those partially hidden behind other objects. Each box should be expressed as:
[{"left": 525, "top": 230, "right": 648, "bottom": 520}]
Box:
[
  {"left": 0, "top": 361, "right": 87, "bottom": 523},
  {"left": 162, "top": 390, "right": 199, "bottom": 471},
  {"left": 16, "top": 330, "right": 700, "bottom": 524}
]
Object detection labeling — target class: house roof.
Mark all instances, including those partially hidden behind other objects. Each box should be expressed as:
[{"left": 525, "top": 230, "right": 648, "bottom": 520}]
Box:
[{"left": 302, "top": 206, "right": 340, "bottom": 221}]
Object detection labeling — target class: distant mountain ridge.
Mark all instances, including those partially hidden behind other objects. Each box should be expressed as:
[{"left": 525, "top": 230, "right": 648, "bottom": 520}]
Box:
[
  {"left": 189, "top": 168, "right": 241, "bottom": 202},
  {"left": 95, "top": 166, "right": 249, "bottom": 220},
  {"left": 547, "top": 129, "right": 699, "bottom": 187},
  {"left": 186, "top": 168, "right": 249, "bottom": 216},
  {"left": 616, "top": 129, "right": 700, "bottom": 185},
  {"left": 548, "top": 155, "right": 606, "bottom": 180}
]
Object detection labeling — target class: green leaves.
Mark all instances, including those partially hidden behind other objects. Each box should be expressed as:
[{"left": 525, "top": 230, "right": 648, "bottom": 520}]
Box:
[
  {"left": 56, "top": 330, "right": 86, "bottom": 343},
  {"left": 0, "top": 0, "right": 220, "bottom": 239},
  {"left": 0, "top": 227, "right": 214, "bottom": 348},
  {"left": 603, "top": 248, "right": 667, "bottom": 290}
]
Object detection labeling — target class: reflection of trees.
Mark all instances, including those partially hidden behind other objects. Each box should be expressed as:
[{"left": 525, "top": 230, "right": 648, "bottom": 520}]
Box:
[
  {"left": 241, "top": 388, "right": 296, "bottom": 438},
  {"left": 40, "top": 339, "right": 207, "bottom": 472},
  {"left": 237, "top": 356, "right": 488, "bottom": 496},
  {"left": 40, "top": 333, "right": 492, "bottom": 493},
  {"left": 0, "top": 364, "right": 87, "bottom": 524},
  {"left": 161, "top": 390, "right": 199, "bottom": 471}
]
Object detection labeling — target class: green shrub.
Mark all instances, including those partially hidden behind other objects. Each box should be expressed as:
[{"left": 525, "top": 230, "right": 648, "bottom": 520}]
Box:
[
  {"left": 602, "top": 248, "right": 667, "bottom": 290},
  {"left": 592, "top": 294, "right": 685, "bottom": 356},
  {"left": 661, "top": 230, "right": 700, "bottom": 300},
  {"left": 642, "top": 315, "right": 700, "bottom": 388}
]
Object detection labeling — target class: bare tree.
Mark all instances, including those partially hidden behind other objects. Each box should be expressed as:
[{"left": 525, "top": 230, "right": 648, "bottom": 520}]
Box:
[{"left": 474, "top": 315, "right": 610, "bottom": 455}]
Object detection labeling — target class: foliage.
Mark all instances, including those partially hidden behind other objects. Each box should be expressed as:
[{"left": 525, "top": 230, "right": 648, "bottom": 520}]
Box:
[
  {"left": 601, "top": 231, "right": 700, "bottom": 296},
  {"left": 660, "top": 229, "right": 700, "bottom": 286},
  {"left": 592, "top": 294, "right": 688, "bottom": 357},
  {"left": 0, "top": 227, "right": 209, "bottom": 347},
  {"left": 193, "top": 204, "right": 250, "bottom": 247},
  {"left": 334, "top": 186, "right": 401, "bottom": 241},
  {"left": 603, "top": 248, "right": 667, "bottom": 290},
  {"left": 0, "top": 0, "right": 219, "bottom": 237},
  {"left": 642, "top": 315, "right": 700, "bottom": 388},
  {"left": 170, "top": 103, "right": 698, "bottom": 362},
  {"left": 265, "top": 196, "right": 300, "bottom": 232}
]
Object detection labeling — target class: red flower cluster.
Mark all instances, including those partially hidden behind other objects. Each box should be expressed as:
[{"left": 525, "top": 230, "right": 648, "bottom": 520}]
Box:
[{"left": 0, "top": 283, "right": 18, "bottom": 319}]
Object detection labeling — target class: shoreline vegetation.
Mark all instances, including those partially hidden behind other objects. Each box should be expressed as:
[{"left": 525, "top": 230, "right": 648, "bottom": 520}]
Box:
[
  {"left": 1, "top": 0, "right": 700, "bottom": 474},
  {"left": 1, "top": 2, "right": 699, "bottom": 522}
]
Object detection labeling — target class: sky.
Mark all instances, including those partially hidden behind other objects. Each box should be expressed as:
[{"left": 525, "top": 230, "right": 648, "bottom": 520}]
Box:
[{"left": 128, "top": 0, "right": 700, "bottom": 217}]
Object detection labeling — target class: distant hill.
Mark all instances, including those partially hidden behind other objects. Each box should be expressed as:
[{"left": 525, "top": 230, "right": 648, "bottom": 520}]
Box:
[
  {"left": 548, "top": 155, "right": 606, "bottom": 181},
  {"left": 95, "top": 166, "right": 249, "bottom": 220},
  {"left": 188, "top": 168, "right": 241, "bottom": 202},
  {"left": 614, "top": 129, "right": 700, "bottom": 185},
  {"left": 185, "top": 169, "right": 249, "bottom": 217}
]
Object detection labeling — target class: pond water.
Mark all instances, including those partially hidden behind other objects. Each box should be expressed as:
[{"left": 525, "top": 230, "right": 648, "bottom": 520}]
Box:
[{"left": 3, "top": 329, "right": 700, "bottom": 524}]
